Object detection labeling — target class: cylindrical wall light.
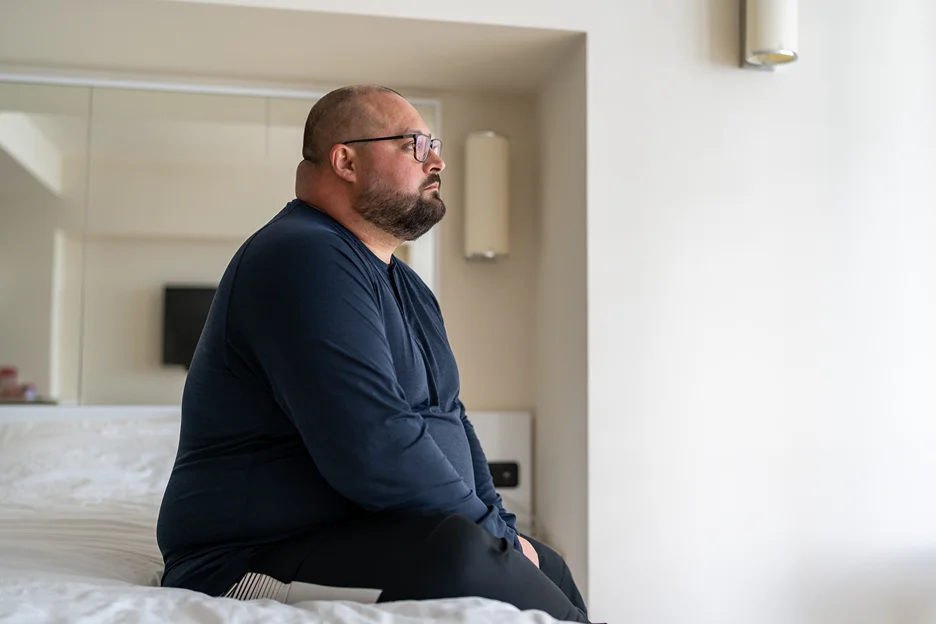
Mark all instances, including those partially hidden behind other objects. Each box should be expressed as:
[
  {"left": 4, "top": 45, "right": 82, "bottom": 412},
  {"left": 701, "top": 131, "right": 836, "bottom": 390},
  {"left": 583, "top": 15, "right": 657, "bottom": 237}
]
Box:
[
  {"left": 741, "top": 0, "right": 798, "bottom": 69},
  {"left": 464, "top": 131, "right": 509, "bottom": 260}
]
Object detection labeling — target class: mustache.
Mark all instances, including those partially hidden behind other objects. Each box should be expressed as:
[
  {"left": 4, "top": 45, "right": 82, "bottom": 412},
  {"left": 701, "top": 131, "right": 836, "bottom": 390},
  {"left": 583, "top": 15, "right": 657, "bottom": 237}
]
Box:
[{"left": 421, "top": 174, "right": 442, "bottom": 190}]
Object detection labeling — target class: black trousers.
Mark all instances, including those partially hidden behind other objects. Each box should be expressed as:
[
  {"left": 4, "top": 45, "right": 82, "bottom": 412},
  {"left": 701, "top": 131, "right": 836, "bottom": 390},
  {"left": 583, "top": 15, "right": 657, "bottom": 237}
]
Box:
[{"left": 243, "top": 510, "right": 590, "bottom": 623}]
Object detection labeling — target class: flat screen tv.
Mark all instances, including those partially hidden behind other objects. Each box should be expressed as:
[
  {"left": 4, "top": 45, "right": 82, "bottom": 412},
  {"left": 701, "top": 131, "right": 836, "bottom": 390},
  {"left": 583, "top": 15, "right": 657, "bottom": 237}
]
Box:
[{"left": 162, "top": 285, "right": 217, "bottom": 369}]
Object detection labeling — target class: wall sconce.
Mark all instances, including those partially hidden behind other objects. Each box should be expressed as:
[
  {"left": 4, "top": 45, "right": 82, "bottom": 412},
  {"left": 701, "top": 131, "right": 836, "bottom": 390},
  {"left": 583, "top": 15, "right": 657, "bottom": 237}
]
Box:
[
  {"left": 464, "top": 131, "right": 509, "bottom": 260},
  {"left": 741, "top": 0, "right": 798, "bottom": 70}
]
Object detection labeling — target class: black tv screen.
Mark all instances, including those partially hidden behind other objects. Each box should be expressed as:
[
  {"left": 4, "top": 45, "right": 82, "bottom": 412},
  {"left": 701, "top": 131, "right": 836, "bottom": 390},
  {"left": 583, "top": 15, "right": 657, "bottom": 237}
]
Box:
[{"left": 162, "top": 286, "right": 217, "bottom": 369}]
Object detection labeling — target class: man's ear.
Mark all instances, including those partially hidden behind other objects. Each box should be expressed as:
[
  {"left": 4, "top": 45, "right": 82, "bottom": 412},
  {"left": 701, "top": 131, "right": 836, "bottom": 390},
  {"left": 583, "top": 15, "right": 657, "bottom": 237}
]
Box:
[{"left": 330, "top": 144, "right": 357, "bottom": 183}]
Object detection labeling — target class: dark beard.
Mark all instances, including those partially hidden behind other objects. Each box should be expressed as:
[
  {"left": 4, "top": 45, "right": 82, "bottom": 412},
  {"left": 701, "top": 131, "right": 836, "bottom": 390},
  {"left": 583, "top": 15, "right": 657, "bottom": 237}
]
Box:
[{"left": 355, "top": 176, "right": 446, "bottom": 242}]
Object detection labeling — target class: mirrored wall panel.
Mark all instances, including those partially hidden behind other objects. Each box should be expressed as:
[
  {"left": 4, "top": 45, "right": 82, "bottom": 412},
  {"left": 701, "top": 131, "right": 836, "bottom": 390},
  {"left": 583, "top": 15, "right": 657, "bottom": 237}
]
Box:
[{"left": 0, "top": 80, "right": 438, "bottom": 406}]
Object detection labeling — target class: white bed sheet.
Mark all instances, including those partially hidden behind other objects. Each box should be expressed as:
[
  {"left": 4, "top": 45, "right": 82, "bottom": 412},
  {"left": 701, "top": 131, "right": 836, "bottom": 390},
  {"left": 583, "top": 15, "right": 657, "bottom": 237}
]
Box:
[{"left": 0, "top": 415, "right": 564, "bottom": 624}]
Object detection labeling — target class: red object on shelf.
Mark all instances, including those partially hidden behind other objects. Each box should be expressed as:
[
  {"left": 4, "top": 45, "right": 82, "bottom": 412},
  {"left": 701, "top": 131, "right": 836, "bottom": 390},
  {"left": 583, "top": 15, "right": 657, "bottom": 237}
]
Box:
[{"left": 0, "top": 366, "right": 18, "bottom": 397}]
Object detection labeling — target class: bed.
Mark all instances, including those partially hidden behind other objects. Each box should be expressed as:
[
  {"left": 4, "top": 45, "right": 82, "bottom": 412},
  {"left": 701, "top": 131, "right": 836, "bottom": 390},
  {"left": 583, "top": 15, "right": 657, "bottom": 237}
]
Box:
[{"left": 0, "top": 409, "right": 561, "bottom": 624}]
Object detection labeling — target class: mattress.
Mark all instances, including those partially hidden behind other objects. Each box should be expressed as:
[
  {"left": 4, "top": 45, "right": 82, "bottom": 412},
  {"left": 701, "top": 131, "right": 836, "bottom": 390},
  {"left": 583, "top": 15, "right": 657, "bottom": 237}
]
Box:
[{"left": 0, "top": 414, "right": 562, "bottom": 623}]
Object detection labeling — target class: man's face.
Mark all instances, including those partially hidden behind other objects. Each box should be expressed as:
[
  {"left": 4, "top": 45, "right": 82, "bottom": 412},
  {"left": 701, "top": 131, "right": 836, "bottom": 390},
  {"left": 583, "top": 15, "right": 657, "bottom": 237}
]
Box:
[{"left": 352, "top": 95, "right": 446, "bottom": 242}]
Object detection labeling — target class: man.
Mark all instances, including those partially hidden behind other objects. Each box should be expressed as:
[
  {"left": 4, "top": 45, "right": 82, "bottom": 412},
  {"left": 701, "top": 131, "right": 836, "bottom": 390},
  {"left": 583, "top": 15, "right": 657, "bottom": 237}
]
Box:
[{"left": 156, "top": 85, "right": 590, "bottom": 623}]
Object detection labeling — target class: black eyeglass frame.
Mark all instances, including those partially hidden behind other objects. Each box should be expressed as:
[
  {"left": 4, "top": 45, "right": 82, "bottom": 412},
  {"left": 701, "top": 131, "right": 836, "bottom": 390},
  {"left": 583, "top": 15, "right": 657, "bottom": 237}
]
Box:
[{"left": 341, "top": 133, "right": 442, "bottom": 163}]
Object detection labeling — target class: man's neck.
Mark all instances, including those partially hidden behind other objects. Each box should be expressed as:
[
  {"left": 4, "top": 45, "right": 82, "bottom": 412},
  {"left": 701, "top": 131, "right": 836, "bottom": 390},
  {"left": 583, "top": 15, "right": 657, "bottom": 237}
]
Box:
[
  {"left": 301, "top": 199, "right": 398, "bottom": 264},
  {"left": 349, "top": 220, "right": 398, "bottom": 265}
]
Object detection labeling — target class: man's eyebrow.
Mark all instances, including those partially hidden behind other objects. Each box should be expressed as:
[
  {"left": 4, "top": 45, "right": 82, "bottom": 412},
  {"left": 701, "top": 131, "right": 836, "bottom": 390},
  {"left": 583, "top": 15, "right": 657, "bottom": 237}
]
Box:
[{"left": 401, "top": 128, "right": 429, "bottom": 135}]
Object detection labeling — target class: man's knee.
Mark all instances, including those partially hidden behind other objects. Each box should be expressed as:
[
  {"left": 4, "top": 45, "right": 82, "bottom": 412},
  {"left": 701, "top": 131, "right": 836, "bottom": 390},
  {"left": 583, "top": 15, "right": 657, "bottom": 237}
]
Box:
[{"left": 523, "top": 535, "right": 564, "bottom": 569}]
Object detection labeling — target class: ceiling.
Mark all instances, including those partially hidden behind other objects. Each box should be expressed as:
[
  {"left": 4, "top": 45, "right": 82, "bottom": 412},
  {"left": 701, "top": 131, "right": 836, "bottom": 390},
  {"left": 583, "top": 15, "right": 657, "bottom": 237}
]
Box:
[
  {"left": 0, "top": 0, "right": 583, "bottom": 202},
  {"left": 0, "top": 0, "right": 582, "bottom": 93}
]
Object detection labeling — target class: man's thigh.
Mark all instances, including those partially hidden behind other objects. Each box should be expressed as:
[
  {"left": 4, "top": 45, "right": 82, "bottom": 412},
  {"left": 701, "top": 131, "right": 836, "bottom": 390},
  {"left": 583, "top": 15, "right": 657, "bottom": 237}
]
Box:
[
  {"left": 244, "top": 511, "right": 589, "bottom": 622},
  {"left": 248, "top": 510, "right": 452, "bottom": 596}
]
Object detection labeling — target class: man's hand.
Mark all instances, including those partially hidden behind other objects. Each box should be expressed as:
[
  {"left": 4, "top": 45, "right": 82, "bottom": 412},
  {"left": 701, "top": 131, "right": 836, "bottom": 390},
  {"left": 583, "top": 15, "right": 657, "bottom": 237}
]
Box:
[{"left": 517, "top": 535, "right": 539, "bottom": 568}]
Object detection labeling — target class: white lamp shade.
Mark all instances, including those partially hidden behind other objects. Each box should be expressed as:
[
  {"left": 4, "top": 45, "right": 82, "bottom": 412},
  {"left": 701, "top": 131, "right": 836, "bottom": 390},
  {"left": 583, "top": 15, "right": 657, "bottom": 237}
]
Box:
[
  {"left": 464, "top": 131, "right": 509, "bottom": 259},
  {"left": 744, "top": 0, "right": 798, "bottom": 67}
]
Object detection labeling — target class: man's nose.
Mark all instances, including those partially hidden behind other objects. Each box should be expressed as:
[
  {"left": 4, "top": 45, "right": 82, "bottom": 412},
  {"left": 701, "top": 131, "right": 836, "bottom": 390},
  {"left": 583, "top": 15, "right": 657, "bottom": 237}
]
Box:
[{"left": 425, "top": 149, "right": 445, "bottom": 174}]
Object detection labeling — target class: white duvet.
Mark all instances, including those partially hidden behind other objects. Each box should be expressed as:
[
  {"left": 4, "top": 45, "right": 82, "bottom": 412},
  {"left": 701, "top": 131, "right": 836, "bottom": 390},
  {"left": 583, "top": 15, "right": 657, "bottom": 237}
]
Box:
[{"left": 0, "top": 416, "right": 563, "bottom": 624}]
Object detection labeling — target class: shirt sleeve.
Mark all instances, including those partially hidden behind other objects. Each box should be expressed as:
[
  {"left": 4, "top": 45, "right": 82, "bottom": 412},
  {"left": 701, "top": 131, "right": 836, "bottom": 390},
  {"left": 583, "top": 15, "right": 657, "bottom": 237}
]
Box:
[
  {"left": 227, "top": 232, "right": 511, "bottom": 541},
  {"left": 458, "top": 400, "right": 522, "bottom": 551}
]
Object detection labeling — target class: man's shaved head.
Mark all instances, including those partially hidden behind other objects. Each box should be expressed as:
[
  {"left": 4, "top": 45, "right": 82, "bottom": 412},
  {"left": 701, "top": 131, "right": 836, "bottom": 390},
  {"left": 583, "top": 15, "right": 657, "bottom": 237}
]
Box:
[
  {"left": 295, "top": 84, "right": 446, "bottom": 246},
  {"left": 301, "top": 85, "right": 402, "bottom": 165}
]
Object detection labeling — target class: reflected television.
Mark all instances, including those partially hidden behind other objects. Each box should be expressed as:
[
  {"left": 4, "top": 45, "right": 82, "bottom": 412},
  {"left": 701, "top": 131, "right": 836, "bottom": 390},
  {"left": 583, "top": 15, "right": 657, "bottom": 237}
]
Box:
[{"left": 162, "top": 285, "right": 217, "bottom": 369}]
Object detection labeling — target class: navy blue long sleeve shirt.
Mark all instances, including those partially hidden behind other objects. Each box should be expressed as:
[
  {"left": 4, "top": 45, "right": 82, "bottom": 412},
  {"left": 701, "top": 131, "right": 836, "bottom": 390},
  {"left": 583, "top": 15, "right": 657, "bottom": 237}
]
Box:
[{"left": 156, "top": 200, "right": 519, "bottom": 596}]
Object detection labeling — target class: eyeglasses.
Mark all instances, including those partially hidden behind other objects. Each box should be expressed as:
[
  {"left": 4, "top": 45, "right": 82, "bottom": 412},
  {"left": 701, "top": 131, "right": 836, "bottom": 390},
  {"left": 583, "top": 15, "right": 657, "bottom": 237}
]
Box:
[{"left": 341, "top": 133, "right": 442, "bottom": 163}]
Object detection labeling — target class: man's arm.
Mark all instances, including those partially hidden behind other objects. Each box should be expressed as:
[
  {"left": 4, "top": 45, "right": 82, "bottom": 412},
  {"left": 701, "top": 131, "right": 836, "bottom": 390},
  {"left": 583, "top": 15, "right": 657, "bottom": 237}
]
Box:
[
  {"left": 458, "top": 400, "right": 522, "bottom": 551},
  {"left": 228, "top": 234, "right": 513, "bottom": 542}
]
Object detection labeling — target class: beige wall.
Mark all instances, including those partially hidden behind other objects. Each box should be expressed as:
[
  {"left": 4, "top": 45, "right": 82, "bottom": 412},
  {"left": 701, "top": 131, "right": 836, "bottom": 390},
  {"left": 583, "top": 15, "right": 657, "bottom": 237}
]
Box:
[
  {"left": 533, "top": 37, "right": 588, "bottom": 591},
  {"left": 0, "top": 193, "right": 58, "bottom": 395},
  {"left": 86, "top": 88, "right": 275, "bottom": 239},
  {"left": 431, "top": 90, "right": 538, "bottom": 412},
  {"left": 80, "top": 235, "right": 240, "bottom": 404},
  {"left": 0, "top": 189, "right": 84, "bottom": 402}
]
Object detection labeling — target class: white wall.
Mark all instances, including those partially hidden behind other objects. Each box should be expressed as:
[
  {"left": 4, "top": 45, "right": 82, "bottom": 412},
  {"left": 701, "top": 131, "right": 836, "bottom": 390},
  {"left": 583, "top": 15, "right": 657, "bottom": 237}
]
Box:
[
  {"left": 534, "top": 37, "right": 588, "bottom": 593},
  {"left": 176, "top": 1, "right": 936, "bottom": 622},
  {"left": 586, "top": 2, "right": 936, "bottom": 622}
]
